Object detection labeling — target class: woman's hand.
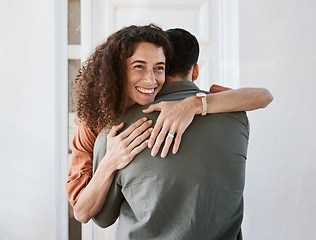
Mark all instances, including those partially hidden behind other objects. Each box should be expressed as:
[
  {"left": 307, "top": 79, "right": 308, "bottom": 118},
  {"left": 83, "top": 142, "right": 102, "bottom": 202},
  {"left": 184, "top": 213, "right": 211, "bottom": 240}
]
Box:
[
  {"left": 142, "top": 86, "right": 273, "bottom": 159},
  {"left": 104, "top": 117, "right": 153, "bottom": 170},
  {"left": 142, "top": 98, "right": 198, "bottom": 158},
  {"left": 73, "top": 117, "right": 153, "bottom": 224}
]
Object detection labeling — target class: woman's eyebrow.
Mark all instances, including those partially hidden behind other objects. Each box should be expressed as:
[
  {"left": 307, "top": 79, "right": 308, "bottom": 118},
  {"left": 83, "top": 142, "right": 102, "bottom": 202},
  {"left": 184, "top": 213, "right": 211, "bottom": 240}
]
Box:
[
  {"left": 130, "top": 60, "right": 146, "bottom": 65},
  {"left": 130, "top": 60, "right": 165, "bottom": 65}
]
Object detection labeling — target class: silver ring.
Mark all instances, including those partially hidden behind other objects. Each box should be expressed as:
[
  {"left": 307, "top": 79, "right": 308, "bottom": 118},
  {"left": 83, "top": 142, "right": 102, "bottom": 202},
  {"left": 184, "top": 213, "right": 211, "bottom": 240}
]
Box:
[{"left": 167, "top": 133, "right": 174, "bottom": 138}]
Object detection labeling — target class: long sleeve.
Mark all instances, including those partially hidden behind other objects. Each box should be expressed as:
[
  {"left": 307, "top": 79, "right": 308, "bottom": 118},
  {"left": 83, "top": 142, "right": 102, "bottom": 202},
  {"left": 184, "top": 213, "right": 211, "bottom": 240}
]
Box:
[
  {"left": 66, "top": 123, "right": 97, "bottom": 206},
  {"left": 209, "top": 84, "right": 232, "bottom": 93}
]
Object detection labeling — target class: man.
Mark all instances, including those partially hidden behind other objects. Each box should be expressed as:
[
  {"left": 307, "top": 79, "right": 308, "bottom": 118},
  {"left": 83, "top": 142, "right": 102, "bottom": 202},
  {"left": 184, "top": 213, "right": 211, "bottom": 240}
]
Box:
[{"left": 92, "top": 29, "right": 259, "bottom": 239}]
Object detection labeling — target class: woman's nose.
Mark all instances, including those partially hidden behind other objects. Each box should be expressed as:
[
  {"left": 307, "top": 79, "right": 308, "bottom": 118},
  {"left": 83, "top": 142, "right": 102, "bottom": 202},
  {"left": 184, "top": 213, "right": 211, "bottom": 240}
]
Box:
[{"left": 144, "top": 70, "right": 156, "bottom": 83}]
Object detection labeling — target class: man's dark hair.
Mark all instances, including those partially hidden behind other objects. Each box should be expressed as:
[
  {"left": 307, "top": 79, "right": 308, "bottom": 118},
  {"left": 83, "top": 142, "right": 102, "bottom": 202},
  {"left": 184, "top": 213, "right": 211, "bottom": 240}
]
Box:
[{"left": 166, "top": 28, "right": 199, "bottom": 79}]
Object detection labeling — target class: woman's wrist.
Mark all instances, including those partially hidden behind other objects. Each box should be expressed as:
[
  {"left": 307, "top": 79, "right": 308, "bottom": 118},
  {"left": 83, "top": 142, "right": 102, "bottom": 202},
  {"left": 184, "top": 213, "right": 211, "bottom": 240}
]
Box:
[
  {"left": 184, "top": 96, "right": 202, "bottom": 115},
  {"left": 97, "top": 155, "right": 117, "bottom": 179}
]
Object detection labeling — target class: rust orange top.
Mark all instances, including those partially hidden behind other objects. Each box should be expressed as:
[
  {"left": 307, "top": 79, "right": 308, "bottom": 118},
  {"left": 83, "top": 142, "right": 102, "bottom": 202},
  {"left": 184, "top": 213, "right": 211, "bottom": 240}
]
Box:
[
  {"left": 65, "top": 123, "right": 98, "bottom": 206},
  {"left": 209, "top": 84, "right": 232, "bottom": 93}
]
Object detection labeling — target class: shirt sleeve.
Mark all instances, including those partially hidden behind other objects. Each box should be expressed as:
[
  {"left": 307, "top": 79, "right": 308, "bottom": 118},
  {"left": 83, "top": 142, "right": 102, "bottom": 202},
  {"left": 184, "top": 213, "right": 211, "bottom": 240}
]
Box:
[
  {"left": 93, "top": 174, "right": 124, "bottom": 228},
  {"left": 209, "top": 84, "right": 232, "bottom": 93},
  {"left": 65, "top": 123, "right": 97, "bottom": 206}
]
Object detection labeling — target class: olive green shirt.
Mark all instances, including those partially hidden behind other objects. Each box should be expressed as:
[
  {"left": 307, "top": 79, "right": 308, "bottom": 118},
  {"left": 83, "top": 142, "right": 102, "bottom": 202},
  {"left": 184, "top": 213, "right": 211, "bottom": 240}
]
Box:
[{"left": 93, "top": 81, "right": 249, "bottom": 240}]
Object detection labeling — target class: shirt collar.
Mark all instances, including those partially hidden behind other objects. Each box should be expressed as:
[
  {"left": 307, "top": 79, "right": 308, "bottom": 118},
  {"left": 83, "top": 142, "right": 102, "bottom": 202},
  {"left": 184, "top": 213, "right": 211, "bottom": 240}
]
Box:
[{"left": 157, "top": 81, "right": 201, "bottom": 97}]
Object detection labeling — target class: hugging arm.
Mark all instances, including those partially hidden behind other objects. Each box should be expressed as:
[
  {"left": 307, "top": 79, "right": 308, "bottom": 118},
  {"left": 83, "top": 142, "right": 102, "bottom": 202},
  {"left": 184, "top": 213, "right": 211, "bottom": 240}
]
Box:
[
  {"left": 72, "top": 118, "right": 153, "bottom": 223},
  {"left": 143, "top": 87, "right": 273, "bottom": 158}
]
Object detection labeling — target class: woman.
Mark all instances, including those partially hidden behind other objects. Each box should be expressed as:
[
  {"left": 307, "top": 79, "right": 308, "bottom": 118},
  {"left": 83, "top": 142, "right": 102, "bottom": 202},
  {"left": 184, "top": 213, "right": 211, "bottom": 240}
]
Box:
[
  {"left": 66, "top": 24, "right": 272, "bottom": 223},
  {"left": 67, "top": 24, "right": 172, "bottom": 223}
]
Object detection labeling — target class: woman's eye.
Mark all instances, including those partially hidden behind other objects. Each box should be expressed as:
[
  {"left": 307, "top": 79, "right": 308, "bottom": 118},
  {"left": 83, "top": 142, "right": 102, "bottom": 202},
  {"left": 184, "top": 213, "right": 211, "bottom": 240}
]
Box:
[
  {"left": 155, "top": 66, "right": 165, "bottom": 71},
  {"left": 134, "top": 65, "right": 144, "bottom": 69}
]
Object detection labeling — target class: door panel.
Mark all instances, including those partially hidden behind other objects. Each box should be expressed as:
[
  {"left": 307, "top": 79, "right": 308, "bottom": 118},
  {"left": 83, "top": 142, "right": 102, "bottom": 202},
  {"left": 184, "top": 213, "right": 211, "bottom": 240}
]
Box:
[{"left": 92, "top": 0, "right": 221, "bottom": 91}]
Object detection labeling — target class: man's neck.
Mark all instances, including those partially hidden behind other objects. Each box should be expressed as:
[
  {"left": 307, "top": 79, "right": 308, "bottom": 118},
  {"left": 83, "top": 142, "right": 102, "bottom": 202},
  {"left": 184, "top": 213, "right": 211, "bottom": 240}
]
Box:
[{"left": 166, "top": 75, "right": 191, "bottom": 83}]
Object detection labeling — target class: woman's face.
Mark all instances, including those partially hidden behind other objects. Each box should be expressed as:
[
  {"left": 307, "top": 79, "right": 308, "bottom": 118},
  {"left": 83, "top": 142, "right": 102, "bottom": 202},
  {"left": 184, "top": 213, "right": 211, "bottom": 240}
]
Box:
[{"left": 125, "top": 42, "right": 166, "bottom": 107}]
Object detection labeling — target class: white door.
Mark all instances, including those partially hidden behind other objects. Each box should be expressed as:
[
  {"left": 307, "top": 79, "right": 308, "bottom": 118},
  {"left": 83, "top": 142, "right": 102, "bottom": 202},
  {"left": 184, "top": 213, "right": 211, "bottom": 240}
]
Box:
[{"left": 80, "top": 0, "right": 239, "bottom": 239}]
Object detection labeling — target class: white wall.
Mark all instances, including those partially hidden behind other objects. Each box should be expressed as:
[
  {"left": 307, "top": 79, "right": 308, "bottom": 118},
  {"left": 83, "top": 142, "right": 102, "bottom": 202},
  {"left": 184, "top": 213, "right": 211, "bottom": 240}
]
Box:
[
  {"left": 0, "top": 1, "right": 67, "bottom": 239},
  {"left": 239, "top": 0, "right": 316, "bottom": 239},
  {"left": 1, "top": 0, "right": 315, "bottom": 239}
]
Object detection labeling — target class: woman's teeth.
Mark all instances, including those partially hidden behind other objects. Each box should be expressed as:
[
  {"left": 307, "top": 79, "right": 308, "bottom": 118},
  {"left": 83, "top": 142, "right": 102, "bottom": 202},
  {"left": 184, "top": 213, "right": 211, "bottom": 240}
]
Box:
[{"left": 136, "top": 87, "right": 154, "bottom": 94}]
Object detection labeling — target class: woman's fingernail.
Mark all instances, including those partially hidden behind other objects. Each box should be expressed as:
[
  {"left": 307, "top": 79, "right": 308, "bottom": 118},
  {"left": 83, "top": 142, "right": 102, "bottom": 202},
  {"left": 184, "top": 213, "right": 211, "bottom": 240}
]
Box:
[{"left": 151, "top": 149, "right": 157, "bottom": 156}]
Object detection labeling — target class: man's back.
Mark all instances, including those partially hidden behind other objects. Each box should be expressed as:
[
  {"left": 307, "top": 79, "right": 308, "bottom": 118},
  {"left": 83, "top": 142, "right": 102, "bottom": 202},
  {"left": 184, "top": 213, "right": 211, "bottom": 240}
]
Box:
[{"left": 93, "top": 81, "right": 249, "bottom": 240}]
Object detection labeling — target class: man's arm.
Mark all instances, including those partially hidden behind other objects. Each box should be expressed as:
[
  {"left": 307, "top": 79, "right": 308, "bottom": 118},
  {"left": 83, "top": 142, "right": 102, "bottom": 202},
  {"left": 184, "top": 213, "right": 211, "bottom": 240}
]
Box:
[
  {"left": 92, "top": 175, "right": 124, "bottom": 228},
  {"left": 143, "top": 87, "right": 273, "bottom": 158}
]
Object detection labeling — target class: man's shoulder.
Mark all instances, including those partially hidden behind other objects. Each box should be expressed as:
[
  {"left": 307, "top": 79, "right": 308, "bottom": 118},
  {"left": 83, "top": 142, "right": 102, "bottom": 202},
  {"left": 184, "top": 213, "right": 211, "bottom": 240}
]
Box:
[
  {"left": 187, "top": 111, "right": 249, "bottom": 141},
  {"left": 92, "top": 129, "right": 108, "bottom": 173},
  {"left": 221, "top": 111, "right": 249, "bottom": 124},
  {"left": 120, "top": 104, "right": 148, "bottom": 121},
  {"left": 119, "top": 104, "right": 160, "bottom": 131},
  {"left": 199, "top": 111, "right": 249, "bottom": 129}
]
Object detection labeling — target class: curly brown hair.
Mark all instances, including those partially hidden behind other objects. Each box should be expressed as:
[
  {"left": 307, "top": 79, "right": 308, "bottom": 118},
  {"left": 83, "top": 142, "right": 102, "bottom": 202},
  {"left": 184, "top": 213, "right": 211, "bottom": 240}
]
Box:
[{"left": 72, "top": 24, "right": 173, "bottom": 133}]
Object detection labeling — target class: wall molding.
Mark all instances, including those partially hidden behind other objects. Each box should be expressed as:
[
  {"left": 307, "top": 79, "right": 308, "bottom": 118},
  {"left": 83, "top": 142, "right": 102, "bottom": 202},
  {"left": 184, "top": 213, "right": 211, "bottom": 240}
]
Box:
[
  {"left": 104, "top": 0, "right": 210, "bottom": 43},
  {"left": 68, "top": 45, "right": 81, "bottom": 60},
  {"left": 218, "top": 0, "right": 240, "bottom": 88},
  {"left": 81, "top": 0, "right": 94, "bottom": 62},
  {"left": 55, "top": 0, "right": 69, "bottom": 239}
]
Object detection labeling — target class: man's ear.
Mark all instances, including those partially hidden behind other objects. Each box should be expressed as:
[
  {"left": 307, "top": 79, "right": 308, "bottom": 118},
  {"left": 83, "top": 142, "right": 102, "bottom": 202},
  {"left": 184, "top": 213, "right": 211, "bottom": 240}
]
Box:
[{"left": 192, "top": 64, "right": 199, "bottom": 82}]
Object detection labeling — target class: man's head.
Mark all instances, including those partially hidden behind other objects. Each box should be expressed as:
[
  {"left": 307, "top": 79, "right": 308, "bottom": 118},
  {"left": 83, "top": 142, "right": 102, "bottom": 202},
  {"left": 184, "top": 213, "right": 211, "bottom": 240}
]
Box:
[{"left": 166, "top": 28, "right": 200, "bottom": 81}]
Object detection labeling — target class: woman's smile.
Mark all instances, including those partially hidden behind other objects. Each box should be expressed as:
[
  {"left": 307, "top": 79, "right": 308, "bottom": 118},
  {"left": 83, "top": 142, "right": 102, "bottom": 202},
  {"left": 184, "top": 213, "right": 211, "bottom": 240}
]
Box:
[{"left": 136, "top": 86, "right": 155, "bottom": 94}]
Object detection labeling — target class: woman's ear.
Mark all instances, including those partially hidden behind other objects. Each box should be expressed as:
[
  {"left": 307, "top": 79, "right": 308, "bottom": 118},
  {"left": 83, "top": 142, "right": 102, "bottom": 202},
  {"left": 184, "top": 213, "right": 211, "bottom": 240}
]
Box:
[{"left": 192, "top": 64, "right": 199, "bottom": 82}]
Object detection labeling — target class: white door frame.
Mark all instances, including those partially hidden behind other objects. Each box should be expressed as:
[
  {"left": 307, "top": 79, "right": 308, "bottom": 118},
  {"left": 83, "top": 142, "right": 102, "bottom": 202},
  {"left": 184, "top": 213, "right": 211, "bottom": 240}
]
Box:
[
  {"left": 218, "top": 0, "right": 240, "bottom": 88},
  {"left": 56, "top": 0, "right": 69, "bottom": 239}
]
